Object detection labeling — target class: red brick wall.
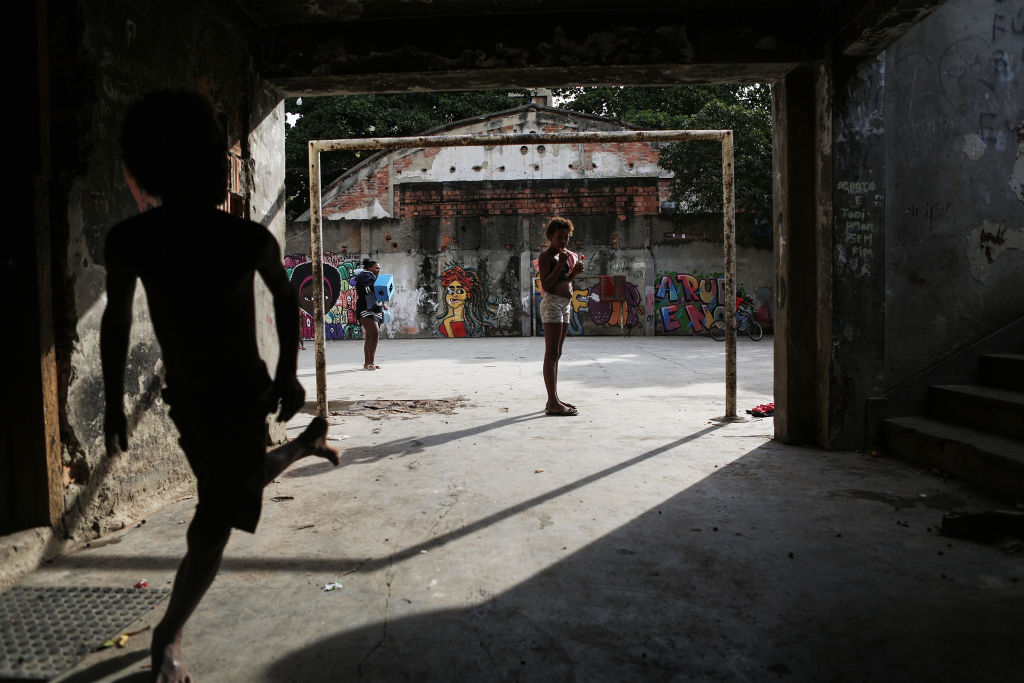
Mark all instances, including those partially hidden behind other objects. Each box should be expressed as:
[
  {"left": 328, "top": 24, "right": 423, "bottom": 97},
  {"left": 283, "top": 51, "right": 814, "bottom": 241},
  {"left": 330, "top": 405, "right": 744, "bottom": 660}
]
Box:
[
  {"left": 322, "top": 148, "right": 442, "bottom": 216},
  {"left": 398, "top": 179, "right": 662, "bottom": 218}
]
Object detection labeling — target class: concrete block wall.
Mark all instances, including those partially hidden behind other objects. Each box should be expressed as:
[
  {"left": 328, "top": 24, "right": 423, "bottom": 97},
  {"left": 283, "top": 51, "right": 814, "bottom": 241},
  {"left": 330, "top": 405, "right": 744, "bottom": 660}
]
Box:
[{"left": 397, "top": 180, "right": 662, "bottom": 218}]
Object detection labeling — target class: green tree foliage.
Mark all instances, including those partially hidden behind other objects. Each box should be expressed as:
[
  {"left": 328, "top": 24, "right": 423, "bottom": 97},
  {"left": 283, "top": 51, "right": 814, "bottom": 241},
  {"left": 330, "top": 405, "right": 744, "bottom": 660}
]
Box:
[
  {"left": 285, "top": 91, "right": 523, "bottom": 220},
  {"left": 553, "top": 85, "right": 772, "bottom": 221}
]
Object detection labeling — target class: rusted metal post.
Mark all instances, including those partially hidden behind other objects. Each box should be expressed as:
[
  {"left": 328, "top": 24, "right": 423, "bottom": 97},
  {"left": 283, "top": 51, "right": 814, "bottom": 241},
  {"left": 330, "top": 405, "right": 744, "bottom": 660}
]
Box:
[
  {"left": 311, "top": 130, "right": 730, "bottom": 155},
  {"left": 308, "top": 142, "right": 328, "bottom": 418},
  {"left": 722, "top": 131, "right": 737, "bottom": 418}
]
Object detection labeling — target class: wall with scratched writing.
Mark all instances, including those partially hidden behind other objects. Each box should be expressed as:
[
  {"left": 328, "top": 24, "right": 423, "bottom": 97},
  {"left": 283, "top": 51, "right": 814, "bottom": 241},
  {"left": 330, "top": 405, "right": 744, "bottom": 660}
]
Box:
[{"left": 882, "top": 0, "right": 1024, "bottom": 386}]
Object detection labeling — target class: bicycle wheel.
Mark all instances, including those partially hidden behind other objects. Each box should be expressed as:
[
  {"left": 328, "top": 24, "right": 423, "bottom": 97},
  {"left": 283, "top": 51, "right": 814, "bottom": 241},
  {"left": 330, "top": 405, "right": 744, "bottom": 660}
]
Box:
[
  {"left": 747, "top": 320, "right": 763, "bottom": 341},
  {"left": 709, "top": 320, "right": 726, "bottom": 341}
]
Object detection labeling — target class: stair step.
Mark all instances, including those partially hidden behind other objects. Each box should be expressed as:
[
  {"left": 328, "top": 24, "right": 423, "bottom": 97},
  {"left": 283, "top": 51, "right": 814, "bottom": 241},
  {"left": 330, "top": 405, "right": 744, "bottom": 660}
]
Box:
[
  {"left": 980, "top": 353, "right": 1024, "bottom": 391},
  {"left": 883, "top": 416, "right": 1024, "bottom": 501},
  {"left": 929, "top": 384, "right": 1024, "bottom": 440}
]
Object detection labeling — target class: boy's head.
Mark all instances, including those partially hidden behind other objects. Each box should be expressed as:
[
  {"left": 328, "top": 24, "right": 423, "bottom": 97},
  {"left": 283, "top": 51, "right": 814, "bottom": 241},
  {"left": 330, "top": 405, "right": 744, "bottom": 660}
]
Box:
[
  {"left": 545, "top": 216, "right": 574, "bottom": 239},
  {"left": 120, "top": 90, "right": 228, "bottom": 207}
]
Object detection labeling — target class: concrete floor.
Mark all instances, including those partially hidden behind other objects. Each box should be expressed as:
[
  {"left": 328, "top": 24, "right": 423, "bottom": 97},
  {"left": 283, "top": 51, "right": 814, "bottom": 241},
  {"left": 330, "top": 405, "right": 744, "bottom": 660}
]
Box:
[{"left": 14, "top": 337, "right": 1022, "bottom": 681}]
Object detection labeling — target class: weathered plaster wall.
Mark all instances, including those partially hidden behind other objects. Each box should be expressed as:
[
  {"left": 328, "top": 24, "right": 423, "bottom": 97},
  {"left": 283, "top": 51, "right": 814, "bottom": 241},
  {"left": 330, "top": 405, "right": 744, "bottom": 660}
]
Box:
[
  {"left": 250, "top": 89, "right": 289, "bottom": 443},
  {"left": 312, "top": 107, "right": 671, "bottom": 221},
  {"left": 55, "top": 2, "right": 277, "bottom": 540},
  {"left": 285, "top": 214, "right": 773, "bottom": 340},
  {"left": 882, "top": 0, "right": 1024, "bottom": 386}
]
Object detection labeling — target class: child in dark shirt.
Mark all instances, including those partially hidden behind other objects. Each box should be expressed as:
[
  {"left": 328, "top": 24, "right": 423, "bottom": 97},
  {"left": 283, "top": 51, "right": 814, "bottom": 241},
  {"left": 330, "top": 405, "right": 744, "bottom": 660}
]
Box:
[
  {"left": 355, "top": 258, "right": 386, "bottom": 369},
  {"left": 101, "top": 90, "right": 338, "bottom": 683}
]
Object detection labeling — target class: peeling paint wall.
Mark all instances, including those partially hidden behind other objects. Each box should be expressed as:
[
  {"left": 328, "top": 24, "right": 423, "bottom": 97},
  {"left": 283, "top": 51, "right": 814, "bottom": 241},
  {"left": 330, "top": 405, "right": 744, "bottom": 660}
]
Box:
[
  {"left": 311, "top": 107, "right": 672, "bottom": 221},
  {"left": 54, "top": 2, "right": 275, "bottom": 540},
  {"left": 882, "top": 0, "right": 1024, "bottom": 386}
]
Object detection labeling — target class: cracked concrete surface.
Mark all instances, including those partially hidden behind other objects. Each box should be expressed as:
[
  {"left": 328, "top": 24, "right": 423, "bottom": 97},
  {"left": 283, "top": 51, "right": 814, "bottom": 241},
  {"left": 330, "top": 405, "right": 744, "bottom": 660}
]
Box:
[{"left": 7, "top": 337, "right": 1019, "bottom": 681}]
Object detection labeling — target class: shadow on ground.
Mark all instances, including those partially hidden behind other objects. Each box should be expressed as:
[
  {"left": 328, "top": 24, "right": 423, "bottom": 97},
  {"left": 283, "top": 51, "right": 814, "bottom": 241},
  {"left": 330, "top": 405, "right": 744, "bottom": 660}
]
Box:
[{"left": 257, "top": 440, "right": 1023, "bottom": 682}]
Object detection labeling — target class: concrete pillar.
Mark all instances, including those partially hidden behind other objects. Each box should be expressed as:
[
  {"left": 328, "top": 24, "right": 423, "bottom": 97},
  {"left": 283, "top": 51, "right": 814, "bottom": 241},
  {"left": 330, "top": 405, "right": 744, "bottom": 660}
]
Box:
[
  {"left": 249, "top": 87, "right": 288, "bottom": 442},
  {"left": 814, "top": 64, "right": 836, "bottom": 448},
  {"left": 772, "top": 66, "right": 824, "bottom": 445},
  {"left": 828, "top": 53, "right": 887, "bottom": 449}
]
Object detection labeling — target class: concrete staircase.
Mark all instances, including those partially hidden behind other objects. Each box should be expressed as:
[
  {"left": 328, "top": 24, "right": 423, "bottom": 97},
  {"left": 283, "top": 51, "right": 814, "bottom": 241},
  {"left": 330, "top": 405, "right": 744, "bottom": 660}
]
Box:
[{"left": 883, "top": 353, "right": 1024, "bottom": 502}]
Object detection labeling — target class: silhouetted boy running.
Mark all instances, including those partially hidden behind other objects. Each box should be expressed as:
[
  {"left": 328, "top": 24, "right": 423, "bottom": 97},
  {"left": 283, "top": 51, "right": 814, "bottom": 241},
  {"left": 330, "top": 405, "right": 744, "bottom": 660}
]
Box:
[{"left": 101, "top": 90, "right": 338, "bottom": 683}]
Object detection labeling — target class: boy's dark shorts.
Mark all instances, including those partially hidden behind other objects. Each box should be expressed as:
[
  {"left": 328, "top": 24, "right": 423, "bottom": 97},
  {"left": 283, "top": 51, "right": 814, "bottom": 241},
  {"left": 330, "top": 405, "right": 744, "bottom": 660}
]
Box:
[{"left": 164, "top": 386, "right": 271, "bottom": 533}]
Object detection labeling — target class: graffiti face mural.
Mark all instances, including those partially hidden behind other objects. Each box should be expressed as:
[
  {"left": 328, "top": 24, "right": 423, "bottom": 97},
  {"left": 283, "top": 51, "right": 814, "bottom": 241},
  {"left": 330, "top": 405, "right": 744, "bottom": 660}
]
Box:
[
  {"left": 286, "top": 253, "right": 362, "bottom": 340},
  {"left": 445, "top": 282, "right": 468, "bottom": 315},
  {"left": 290, "top": 261, "right": 341, "bottom": 318},
  {"left": 437, "top": 264, "right": 498, "bottom": 337}
]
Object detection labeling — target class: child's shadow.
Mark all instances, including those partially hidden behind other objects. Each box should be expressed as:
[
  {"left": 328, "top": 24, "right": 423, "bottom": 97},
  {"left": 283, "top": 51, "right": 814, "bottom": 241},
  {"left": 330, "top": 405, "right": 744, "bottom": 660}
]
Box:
[{"left": 57, "top": 650, "right": 149, "bottom": 682}]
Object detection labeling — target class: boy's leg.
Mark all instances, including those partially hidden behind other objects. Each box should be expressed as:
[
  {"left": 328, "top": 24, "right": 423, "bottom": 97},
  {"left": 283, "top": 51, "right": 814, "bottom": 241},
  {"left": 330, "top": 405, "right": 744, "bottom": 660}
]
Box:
[
  {"left": 151, "top": 510, "right": 231, "bottom": 683},
  {"left": 264, "top": 415, "right": 339, "bottom": 483},
  {"left": 543, "top": 322, "right": 568, "bottom": 413},
  {"left": 556, "top": 321, "right": 575, "bottom": 411},
  {"left": 150, "top": 414, "right": 336, "bottom": 681},
  {"left": 361, "top": 319, "right": 380, "bottom": 368}
]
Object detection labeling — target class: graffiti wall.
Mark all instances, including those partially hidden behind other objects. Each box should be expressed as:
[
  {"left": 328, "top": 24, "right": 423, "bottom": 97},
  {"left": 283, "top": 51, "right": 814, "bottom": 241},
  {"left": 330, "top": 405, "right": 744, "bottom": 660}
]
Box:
[
  {"left": 651, "top": 272, "right": 773, "bottom": 335},
  {"left": 653, "top": 272, "right": 727, "bottom": 334},
  {"left": 531, "top": 274, "right": 646, "bottom": 336},
  {"left": 285, "top": 214, "right": 775, "bottom": 340},
  {"left": 433, "top": 254, "right": 521, "bottom": 338},
  {"left": 436, "top": 264, "right": 499, "bottom": 337},
  {"left": 285, "top": 252, "right": 363, "bottom": 340}
]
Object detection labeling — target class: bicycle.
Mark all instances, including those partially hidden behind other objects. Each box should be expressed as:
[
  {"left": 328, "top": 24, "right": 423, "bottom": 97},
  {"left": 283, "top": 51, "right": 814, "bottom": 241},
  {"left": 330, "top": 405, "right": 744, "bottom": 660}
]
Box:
[{"left": 708, "top": 300, "right": 763, "bottom": 341}]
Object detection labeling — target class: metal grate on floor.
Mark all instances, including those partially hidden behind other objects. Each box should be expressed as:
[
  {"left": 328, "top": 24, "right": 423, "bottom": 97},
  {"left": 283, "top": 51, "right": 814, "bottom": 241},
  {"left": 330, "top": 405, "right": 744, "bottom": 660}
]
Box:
[{"left": 0, "top": 585, "right": 169, "bottom": 680}]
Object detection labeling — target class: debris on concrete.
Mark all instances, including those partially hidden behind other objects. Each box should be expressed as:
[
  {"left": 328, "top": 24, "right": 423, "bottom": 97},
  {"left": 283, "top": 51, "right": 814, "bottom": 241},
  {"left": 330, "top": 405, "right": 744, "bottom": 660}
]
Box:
[
  {"left": 321, "top": 582, "right": 343, "bottom": 591},
  {"left": 100, "top": 625, "right": 150, "bottom": 650},
  {"left": 132, "top": 579, "right": 147, "bottom": 589},
  {"left": 326, "top": 397, "right": 469, "bottom": 419},
  {"left": 326, "top": 433, "right": 350, "bottom": 441}
]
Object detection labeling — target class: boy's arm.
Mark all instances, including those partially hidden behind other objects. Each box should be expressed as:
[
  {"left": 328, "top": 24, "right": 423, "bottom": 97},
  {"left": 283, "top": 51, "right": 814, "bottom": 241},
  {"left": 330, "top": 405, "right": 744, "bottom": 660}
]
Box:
[
  {"left": 256, "top": 235, "right": 304, "bottom": 422},
  {"left": 100, "top": 240, "right": 135, "bottom": 457},
  {"left": 538, "top": 251, "right": 560, "bottom": 293}
]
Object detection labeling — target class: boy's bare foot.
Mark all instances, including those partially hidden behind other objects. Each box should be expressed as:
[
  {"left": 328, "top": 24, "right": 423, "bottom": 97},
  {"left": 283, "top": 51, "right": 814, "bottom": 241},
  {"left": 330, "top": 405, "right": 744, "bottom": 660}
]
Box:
[
  {"left": 545, "top": 403, "right": 578, "bottom": 416},
  {"left": 298, "top": 416, "right": 340, "bottom": 465},
  {"left": 152, "top": 637, "right": 191, "bottom": 683}
]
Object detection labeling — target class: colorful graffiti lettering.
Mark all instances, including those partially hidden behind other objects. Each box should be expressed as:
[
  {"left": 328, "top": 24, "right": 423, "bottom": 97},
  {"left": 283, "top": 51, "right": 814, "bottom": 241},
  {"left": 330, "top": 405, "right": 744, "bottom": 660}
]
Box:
[
  {"left": 654, "top": 272, "right": 725, "bottom": 334},
  {"left": 651, "top": 272, "right": 769, "bottom": 334},
  {"left": 437, "top": 264, "right": 498, "bottom": 337}
]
